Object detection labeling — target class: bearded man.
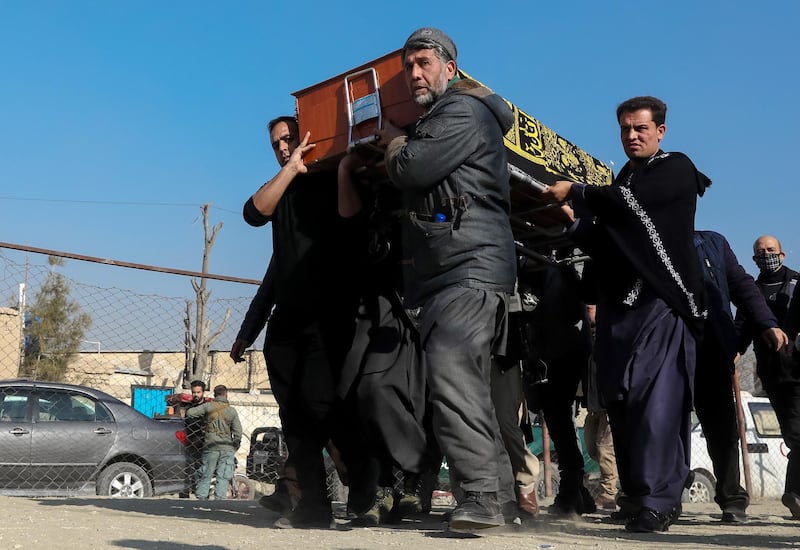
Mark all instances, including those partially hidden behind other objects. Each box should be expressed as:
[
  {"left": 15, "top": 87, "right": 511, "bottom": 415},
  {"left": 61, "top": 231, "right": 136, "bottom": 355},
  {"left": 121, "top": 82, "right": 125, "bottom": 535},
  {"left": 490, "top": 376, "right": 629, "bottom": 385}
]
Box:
[{"left": 376, "top": 27, "right": 517, "bottom": 531}]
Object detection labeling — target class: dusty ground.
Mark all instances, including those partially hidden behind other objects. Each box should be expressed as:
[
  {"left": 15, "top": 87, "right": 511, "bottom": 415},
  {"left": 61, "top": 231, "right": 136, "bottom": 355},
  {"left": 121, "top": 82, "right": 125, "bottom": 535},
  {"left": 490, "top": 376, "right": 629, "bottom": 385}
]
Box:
[{"left": 1, "top": 495, "right": 799, "bottom": 550}]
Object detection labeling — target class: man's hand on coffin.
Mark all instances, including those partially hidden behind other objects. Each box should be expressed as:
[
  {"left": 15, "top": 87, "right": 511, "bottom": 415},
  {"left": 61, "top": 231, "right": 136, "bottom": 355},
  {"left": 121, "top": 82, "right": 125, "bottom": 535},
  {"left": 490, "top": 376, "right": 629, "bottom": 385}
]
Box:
[
  {"left": 374, "top": 121, "right": 406, "bottom": 148},
  {"left": 559, "top": 203, "right": 576, "bottom": 223},
  {"left": 541, "top": 180, "right": 573, "bottom": 203}
]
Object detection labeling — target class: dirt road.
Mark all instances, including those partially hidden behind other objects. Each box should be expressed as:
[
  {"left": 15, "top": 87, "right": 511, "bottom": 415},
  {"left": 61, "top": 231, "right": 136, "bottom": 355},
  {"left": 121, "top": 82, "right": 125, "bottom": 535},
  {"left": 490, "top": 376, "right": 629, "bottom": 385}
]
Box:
[{"left": 1, "top": 495, "right": 798, "bottom": 550}]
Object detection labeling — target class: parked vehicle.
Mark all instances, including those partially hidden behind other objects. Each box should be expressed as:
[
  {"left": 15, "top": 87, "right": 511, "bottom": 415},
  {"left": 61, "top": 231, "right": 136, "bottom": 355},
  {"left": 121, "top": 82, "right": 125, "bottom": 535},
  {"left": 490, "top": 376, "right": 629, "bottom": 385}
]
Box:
[
  {"left": 245, "top": 426, "right": 346, "bottom": 502},
  {"left": 247, "top": 427, "right": 285, "bottom": 484},
  {"left": 0, "top": 379, "right": 189, "bottom": 497},
  {"left": 686, "top": 391, "right": 787, "bottom": 502}
]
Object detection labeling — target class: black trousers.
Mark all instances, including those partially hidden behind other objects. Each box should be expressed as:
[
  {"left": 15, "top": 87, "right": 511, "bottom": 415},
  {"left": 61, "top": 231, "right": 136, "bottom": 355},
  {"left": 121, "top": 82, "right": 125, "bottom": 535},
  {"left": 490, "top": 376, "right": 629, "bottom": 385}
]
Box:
[
  {"left": 764, "top": 379, "right": 800, "bottom": 497},
  {"left": 694, "top": 334, "right": 749, "bottom": 512},
  {"left": 334, "top": 292, "right": 439, "bottom": 512},
  {"left": 536, "top": 352, "right": 586, "bottom": 489},
  {"left": 491, "top": 361, "right": 529, "bottom": 504},
  {"left": 265, "top": 308, "right": 354, "bottom": 503}
]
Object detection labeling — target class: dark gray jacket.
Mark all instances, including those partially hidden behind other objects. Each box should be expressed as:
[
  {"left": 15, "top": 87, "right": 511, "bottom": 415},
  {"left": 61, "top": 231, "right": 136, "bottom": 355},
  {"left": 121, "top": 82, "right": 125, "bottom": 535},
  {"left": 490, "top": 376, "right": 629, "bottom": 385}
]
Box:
[{"left": 385, "top": 79, "right": 516, "bottom": 306}]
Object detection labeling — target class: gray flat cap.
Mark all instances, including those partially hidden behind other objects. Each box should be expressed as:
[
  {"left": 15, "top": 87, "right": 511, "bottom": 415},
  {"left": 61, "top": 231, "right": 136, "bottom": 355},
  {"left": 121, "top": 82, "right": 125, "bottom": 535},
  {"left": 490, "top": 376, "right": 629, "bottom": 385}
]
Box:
[{"left": 403, "top": 27, "right": 457, "bottom": 61}]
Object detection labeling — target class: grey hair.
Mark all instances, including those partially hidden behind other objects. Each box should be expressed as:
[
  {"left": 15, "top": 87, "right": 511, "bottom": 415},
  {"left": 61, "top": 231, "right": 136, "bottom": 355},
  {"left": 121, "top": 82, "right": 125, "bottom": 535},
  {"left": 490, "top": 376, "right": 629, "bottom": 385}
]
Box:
[{"left": 403, "top": 39, "right": 453, "bottom": 64}]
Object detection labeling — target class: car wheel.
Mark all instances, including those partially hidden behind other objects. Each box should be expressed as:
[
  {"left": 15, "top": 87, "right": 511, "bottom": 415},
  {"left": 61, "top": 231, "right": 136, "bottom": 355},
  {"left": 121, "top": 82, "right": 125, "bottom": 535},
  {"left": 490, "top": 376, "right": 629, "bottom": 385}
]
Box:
[
  {"left": 97, "top": 462, "right": 153, "bottom": 498},
  {"left": 682, "top": 470, "right": 715, "bottom": 503}
]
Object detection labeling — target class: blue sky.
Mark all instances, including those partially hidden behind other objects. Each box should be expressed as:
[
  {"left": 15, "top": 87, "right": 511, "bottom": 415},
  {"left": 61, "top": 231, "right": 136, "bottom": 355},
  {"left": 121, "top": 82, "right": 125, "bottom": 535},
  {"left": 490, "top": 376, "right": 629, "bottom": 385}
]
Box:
[{"left": 2, "top": 1, "right": 799, "bottom": 300}]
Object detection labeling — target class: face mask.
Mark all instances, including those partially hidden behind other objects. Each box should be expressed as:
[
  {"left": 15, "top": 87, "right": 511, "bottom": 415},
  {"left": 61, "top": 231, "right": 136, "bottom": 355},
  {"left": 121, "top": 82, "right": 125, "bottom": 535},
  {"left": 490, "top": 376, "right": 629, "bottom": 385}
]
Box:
[{"left": 753, "top": 252, "right": 782, "bottom": 273}]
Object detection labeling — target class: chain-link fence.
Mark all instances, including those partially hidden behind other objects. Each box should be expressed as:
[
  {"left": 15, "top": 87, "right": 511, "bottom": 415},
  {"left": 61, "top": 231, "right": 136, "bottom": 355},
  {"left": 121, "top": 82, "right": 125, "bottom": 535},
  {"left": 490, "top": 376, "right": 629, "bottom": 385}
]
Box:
[
  {"left": 0, "top": 244, "right": 788, "bottom": 505},
  {"left": 0, "top": 244, "right": 284, "bottom": 499}
]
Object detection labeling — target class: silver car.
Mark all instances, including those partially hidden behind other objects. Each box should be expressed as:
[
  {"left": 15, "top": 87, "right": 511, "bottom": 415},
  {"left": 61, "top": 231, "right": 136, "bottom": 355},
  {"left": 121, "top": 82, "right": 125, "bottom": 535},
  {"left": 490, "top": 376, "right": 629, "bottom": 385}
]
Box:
[{"left": 0, "top": 379, "right": 189, "bottom": 497}]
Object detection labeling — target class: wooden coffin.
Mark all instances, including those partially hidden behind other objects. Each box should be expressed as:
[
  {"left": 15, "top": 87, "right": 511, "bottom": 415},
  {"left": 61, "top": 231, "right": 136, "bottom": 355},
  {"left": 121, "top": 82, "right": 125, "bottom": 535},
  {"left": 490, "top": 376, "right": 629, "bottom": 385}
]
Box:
[
  {"left": 292, "top": 49, "right": 423, "bottom": 171},
  {"left": 292, "top": 50, "right": 613, "bottom": 258}
]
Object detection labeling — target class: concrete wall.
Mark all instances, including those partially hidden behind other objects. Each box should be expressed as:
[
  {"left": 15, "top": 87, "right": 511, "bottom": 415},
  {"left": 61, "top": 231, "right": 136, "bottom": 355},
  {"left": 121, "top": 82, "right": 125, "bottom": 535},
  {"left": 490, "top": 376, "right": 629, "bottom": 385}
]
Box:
[
  {"left": 0, "top": 308, "right": 21, "bottom": 379},
  {"left": 64, "top": 348, "right": 271, "bottom": 402}
]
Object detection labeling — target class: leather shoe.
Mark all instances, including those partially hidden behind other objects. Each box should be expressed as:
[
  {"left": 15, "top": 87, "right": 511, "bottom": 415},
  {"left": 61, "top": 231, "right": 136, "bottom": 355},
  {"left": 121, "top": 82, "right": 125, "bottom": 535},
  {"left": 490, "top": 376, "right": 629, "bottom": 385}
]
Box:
[
  {"left": 595, "top": 493, "right": 617, "bottom": 510},
  {"left": 721, "top": 510, "right": 747, "bottom": 523},
  {"left": 625, "top": 507, "right": 670, "bottom": 533},
  {"left": 782, "top": 492, "right": 800, "bottom": 519},
  {"left": 666, "top": 503, "right": 682, "bottom": 527},
  {"left": 609, "top": 509, "right": 635, "bottom": 523},
  {"left": 517, "top": 488, "right": 539, "bottom": 518}
]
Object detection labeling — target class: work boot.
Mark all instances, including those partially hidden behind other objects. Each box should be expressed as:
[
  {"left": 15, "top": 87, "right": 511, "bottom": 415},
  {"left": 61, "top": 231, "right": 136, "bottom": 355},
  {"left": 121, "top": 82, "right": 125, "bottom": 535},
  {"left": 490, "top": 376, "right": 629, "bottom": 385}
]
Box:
[
  {"left": 390, "top": 473, "right": 428, "bottom": 521},
  {"left": 448, "top": 491, "right": 504, "bottom": 532},
  {"left": 389, "top": 491, "right": 424, "bottom": 523},
  {"left": 353, "top": 487, "right": 394, "bottom": 527}
]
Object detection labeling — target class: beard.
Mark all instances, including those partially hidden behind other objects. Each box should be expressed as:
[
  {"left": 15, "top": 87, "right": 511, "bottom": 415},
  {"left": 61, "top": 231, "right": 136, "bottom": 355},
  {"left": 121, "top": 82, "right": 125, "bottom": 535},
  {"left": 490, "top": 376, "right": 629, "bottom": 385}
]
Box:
[{"left": 412, "top": 68, "right": 450, "bottom": 108}]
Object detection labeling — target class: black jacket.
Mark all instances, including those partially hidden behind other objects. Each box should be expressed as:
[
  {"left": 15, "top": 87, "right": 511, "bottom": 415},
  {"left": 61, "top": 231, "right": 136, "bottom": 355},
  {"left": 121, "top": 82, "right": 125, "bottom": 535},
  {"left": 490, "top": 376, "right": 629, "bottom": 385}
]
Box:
[
  {"left": 243, "top": 172, "right": 359, "bottom": 318},
  {"left": 736, "top": 265, "right": 800, "bottom": 383}
]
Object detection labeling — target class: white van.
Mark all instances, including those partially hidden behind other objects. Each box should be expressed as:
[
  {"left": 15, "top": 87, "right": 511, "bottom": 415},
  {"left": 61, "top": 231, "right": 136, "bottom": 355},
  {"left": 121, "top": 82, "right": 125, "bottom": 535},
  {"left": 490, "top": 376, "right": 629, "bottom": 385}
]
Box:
[{"left": 686, "top": 391, "right": 787, "bottom": 502}]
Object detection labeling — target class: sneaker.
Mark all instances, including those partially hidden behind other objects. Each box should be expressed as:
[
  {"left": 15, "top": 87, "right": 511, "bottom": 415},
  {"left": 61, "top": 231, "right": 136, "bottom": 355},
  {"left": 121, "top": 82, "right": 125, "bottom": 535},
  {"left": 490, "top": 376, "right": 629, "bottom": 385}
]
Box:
[
  {"left": 448, "top": 491, "right": 505, "bottom": 532},
  {"left": 782, "top": 492, "right": 800, "bottom": 519},
  {"left": 353, "top": 487, "right": 394, "bottom": 527}
]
